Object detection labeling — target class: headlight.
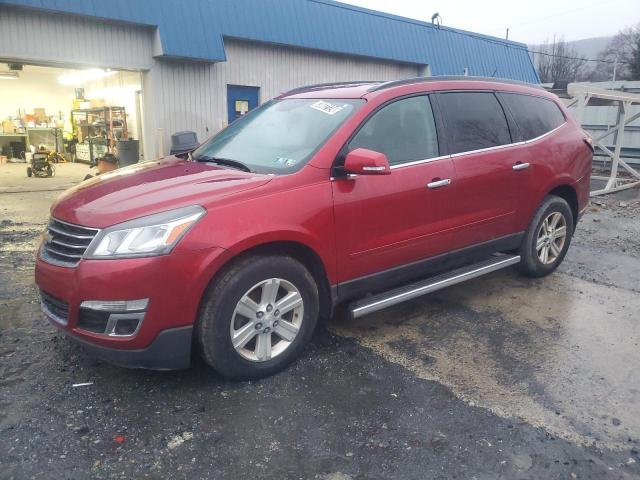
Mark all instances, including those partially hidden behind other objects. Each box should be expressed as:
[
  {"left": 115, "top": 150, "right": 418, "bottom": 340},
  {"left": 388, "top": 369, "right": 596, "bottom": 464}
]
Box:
[{"left": 85, "top": 205, "right": 206, "bottom": 259}]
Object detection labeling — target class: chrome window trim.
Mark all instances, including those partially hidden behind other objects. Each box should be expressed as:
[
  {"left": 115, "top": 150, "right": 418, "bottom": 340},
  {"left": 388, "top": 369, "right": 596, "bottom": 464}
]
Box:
[
  {"left": 522, "top": 122, "right": 566, "bottom": 144},
  {"left": 449, "top": 141, "right": 526, "bottom": 159},
  {"left": 391, "top": 121, "right": 567, "bottom": 167},
  {"left": 389, "top": 154, "right": 451, "bottom": 169}
]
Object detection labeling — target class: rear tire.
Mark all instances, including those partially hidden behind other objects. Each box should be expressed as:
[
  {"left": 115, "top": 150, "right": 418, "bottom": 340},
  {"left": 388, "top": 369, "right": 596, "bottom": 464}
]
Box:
[
  {"left": 516, "top": 195, "right": 574, "bottom": 278},
  {"left": 197, "top": 254, "right": 319, "bottom": 380}
]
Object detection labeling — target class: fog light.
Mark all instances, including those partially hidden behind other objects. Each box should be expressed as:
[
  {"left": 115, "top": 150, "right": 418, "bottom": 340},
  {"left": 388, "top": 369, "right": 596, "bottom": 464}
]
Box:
[
  {"left": 104, "top": 312, "right": 145, "bottom": 337},
  {"left": 80, "top": 299, "right": 148, "bottom": 312},
  {"left": 111, "top": 317, "right": 141, "bottom": 336},
  {"left": 78, "top": 299, "right": 148, "bottom": 337}
]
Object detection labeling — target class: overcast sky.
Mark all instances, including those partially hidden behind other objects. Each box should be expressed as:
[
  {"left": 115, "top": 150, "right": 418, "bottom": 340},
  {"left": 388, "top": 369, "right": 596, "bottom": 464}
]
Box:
[{"left": 340, "top": 0, "right": 640, "bottom": 46}]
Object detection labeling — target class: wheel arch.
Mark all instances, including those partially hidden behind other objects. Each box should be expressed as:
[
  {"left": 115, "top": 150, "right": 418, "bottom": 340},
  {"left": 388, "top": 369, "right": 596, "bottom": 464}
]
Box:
[
  {"left": 200, "top": 239, "right": 335, "bottom": 325},
  {"left": 547, "top": 183, "right": 579, "bottom": 229}
]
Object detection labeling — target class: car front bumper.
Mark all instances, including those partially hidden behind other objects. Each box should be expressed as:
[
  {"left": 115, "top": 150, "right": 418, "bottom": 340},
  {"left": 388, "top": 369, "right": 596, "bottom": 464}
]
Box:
[
  {"left": 35, "top": 245, "right": 226, "bottom": 370},
  {"left": 57, "top": 324, "right": 194, "bottom": 370}
]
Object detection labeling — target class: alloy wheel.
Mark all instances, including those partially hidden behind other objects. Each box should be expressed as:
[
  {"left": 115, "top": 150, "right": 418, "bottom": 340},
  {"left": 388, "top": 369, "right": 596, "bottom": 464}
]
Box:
[
  {"left": 230, "top": 278, "right": 304, "bottom": 362},
  {"left": 536, "top": 212, "right": 567, "bottom": 265}
]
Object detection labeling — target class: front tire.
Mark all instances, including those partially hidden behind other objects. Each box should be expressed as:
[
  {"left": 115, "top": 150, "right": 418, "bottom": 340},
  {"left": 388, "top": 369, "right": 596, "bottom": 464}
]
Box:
[
  {"left": 197, "top": 254, "right": 319, "bottom": 380},
  {"left": 517, "top": 195, "right": 574, "bottom": 278}
]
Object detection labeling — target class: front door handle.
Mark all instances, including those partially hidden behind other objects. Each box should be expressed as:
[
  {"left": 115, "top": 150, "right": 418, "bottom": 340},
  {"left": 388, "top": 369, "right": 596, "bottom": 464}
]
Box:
[
  {"left": 513, "top": 162, "right": 530, "bottom": 171},
  {"left": 427, "top": 178, "right": 451, "bottom": 189}
]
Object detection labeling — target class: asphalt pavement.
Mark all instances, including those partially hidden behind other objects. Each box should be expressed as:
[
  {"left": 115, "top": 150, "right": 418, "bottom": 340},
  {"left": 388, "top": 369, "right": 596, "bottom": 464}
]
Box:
[{"left": 1, "top": 169, "right": 639, "bottom": 479}]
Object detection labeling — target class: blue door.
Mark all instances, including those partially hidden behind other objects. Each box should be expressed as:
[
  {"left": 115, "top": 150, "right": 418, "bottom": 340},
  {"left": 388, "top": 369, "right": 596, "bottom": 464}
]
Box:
[{"left": 227, "top": 85, "right": 260, "bottom": 124}]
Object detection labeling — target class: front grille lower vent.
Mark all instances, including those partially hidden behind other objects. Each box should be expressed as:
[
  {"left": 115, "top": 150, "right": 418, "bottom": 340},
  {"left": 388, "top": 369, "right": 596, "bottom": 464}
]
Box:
[
  {"left": 41, "top": 218, "right": 99, "bottom": 267},
  {"left": 40, "top": 290, "right": 69, "bottom": 324}
]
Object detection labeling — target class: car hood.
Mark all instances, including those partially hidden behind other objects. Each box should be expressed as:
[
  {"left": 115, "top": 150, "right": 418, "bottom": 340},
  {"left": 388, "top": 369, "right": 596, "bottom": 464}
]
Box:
[{"left": 51, "top": 157, "right": 272, "bottom": 228}]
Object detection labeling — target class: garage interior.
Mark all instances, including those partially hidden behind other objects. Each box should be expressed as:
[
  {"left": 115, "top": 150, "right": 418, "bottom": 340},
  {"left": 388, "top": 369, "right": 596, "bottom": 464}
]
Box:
[{"left": 0, "top": 63, "right": 143, "bottom": 178}]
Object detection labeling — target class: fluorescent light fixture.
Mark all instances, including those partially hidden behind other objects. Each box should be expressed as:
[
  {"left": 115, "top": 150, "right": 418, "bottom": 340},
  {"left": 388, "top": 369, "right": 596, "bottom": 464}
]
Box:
[
  {"left": 58, "top": 68, "right": 117, "bottom": 86},
  {"left": 0, "top": 71, "right": 19, "bottom": 80}
]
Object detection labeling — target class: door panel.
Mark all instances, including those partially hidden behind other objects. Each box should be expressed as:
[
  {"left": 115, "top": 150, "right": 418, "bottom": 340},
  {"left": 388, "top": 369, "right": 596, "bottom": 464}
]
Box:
[
  {"left": 450, "top": 147, "right": 529, "bottom": 248},
  {"left": 435, "top": 91, "right": 527, "bottom": 249},
  {"left": 332, "top": 94, "right": 458, "bottom": 284},
  {"left": 332, "top": 158, "right": 457, "bottom": 282}
]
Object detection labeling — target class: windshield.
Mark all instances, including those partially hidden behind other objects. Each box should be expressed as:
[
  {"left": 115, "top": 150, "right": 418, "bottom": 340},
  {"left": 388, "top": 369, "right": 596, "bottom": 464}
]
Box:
[{"left": 192, "top": 98, "right": 364, "bottom": 174}]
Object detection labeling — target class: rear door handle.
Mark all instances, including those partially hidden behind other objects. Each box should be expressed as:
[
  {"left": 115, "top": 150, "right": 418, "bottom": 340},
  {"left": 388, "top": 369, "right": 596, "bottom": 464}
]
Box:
[
  {"left": 427, "top": 178, "right": 451, "bottom": 189},
  {"left": 513, "top": 162, "right": 530, "bottom": 171}
]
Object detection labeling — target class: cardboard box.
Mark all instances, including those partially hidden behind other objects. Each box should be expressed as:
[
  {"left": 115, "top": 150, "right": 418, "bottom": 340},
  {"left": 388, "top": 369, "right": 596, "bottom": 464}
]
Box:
[
  {"left": 90, "top": 99, "right": 106, "bottom": 108},
  {"left": 33, "top": 108, "right": 46, "bottom": 123},
  {"left": 2, "top": 120, "right": 15, "bottom": 134}
]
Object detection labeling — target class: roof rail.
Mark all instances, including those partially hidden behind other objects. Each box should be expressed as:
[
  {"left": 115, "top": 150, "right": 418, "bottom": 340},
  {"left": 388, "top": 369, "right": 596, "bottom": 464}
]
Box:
[
  {"left": 367, "top": 76, "right": 542, "bottom": 93},
  {"left": 281, "top": 81, "right": 382, "bottom": 96}
]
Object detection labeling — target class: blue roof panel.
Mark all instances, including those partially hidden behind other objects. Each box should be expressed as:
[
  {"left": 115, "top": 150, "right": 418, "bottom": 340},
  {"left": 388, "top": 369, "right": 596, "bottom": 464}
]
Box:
[{"left": 0, "top": 0, "right": 539, "bottom": 82}]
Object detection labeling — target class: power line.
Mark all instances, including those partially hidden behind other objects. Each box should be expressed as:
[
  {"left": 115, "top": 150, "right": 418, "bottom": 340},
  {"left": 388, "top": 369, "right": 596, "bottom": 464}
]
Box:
[
  {"left": 527, "top": 49, "right": 626, "bottom": 65},
  {"left": 436, "top": 26, "right": 626, "bottom": 65}
]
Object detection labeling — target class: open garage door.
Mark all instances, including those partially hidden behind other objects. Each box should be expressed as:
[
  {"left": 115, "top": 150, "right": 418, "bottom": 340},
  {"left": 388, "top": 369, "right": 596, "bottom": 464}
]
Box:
[{"left": 0, "top": 63, "right": 144, "bottom": 192}]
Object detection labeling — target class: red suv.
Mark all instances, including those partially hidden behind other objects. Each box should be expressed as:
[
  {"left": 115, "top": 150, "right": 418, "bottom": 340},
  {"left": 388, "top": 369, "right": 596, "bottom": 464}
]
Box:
[{"left": 35, "top": 77, "right": 592, "bottom": 379}]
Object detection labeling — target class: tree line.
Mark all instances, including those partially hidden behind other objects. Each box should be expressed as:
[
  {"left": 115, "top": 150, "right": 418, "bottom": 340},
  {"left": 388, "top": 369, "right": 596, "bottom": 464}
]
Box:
[{"left": 532, "top": 23, "right": 640, "bottom": 83}]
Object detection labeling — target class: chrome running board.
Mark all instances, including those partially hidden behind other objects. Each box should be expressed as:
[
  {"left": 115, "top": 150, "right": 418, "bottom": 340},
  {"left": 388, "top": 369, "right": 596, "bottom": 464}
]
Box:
[{"left": 349, "top": 254, "right": 520, "bottom": 319}]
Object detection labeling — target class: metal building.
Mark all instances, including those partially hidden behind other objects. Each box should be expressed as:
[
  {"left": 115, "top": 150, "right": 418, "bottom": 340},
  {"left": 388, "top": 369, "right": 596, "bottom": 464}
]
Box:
[{"left": 0, "top": 0, "right": 539, "bottom": 161}]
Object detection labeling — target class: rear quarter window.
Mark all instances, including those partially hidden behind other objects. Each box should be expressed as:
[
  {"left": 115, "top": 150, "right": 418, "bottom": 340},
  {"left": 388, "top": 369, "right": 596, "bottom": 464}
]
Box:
[{"left": 499, "top": 93, "right": 565, "bottom": 141}]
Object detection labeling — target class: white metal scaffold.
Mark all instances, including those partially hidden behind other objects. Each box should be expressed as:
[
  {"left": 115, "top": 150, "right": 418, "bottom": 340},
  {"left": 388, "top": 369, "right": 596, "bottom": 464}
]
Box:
[{"left": 567, "top": 83, "right": 640, "bottom": 197}]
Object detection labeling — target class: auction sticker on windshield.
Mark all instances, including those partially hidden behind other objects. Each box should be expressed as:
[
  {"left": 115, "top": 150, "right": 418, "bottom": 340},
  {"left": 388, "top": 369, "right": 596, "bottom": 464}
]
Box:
[{"left": 310, "top": 101, "right": 344, "bottom": 115}]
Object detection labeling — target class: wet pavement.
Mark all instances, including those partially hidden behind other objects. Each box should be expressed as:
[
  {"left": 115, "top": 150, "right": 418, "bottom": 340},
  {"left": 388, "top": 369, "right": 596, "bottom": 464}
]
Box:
[{"left": 1, "top": 178, "right": 640, "bottom": 479}]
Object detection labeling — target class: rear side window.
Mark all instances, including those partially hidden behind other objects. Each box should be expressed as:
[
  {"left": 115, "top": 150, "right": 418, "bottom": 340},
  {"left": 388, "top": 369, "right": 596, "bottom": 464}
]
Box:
[
  {"left": 438, "top": 92, "right": 511, "bottom": 154},
  {"left": 499, "top": 93, "right": 565, "bottom": 141},
  {"left": 349, "top": 95, "right": 439, "bottom": 165}
]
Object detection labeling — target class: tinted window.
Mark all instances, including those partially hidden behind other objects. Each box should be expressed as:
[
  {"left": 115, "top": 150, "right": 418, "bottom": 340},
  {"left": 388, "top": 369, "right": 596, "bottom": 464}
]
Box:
[
  {"left": 499, "top": 93, "right": 565, "bottom": 141},
  {"left": 438, "top": 92, "right": 511, "bottom": 154},
  {"left": 349, "top": 95, "right": 439, "bottom": 165}
]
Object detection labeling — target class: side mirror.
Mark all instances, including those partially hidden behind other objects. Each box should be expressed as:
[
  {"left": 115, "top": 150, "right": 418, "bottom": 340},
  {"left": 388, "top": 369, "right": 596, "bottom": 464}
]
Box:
[{"left": 343, "top": 148, "right": 391, "bottom": 176}]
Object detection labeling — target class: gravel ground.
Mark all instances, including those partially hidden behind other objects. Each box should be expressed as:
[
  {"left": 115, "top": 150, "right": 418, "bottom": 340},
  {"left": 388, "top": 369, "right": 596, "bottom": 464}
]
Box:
[{"left": 1, "top": 183, "right": 639, "bottom": 479}]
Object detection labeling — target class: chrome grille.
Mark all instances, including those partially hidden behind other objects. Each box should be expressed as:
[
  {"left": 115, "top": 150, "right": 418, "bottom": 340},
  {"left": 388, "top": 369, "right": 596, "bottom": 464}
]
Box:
[{"left": 41, "top": 218, "right": 99, "bottom": 267}]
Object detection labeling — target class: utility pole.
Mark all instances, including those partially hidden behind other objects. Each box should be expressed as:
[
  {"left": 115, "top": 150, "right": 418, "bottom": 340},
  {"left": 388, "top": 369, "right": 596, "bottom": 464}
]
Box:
[
  {"left": 505, "top": 28, "right": 509, "bottom": 40},
  {"left": 613, "top": 55, "right": 618, "bottom": 81}
]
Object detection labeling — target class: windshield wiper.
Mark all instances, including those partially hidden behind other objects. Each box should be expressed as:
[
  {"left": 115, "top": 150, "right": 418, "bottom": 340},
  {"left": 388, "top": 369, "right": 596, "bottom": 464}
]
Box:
[{"left": 195, "top": 156, "right": 252, "bottom": 173}]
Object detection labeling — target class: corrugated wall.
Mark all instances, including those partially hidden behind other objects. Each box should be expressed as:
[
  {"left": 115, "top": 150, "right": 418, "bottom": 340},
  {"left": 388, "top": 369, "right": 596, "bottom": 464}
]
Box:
[
  {"left": 1, "top": 0, "right": 539, "bottom": 83},
  {"left": 143, "top": 39, "right": 421, "bottom": 158},
  {"left": 0, "top": 6, "right": 421, "bottom": 161},
  {"left": 0, "top": 5, "right": 154, "bottom": 70}
]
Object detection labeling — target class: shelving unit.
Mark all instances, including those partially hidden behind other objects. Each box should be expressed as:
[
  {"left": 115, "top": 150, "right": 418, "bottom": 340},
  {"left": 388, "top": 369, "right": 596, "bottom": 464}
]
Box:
[{"left": 71, "top": 106, "right": 128, "bottom": 164}]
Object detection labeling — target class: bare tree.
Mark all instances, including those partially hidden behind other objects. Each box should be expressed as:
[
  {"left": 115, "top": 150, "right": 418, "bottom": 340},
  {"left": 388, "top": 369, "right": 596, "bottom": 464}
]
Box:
[
  {"left": 591, "top": 23, "right": 640, "bottom": 81},
  {"left": 629, "top": 35, "right": 640, "bottom": 80},
  {"left": 534, "top": 35, "right": 587, "bottom": 83}
]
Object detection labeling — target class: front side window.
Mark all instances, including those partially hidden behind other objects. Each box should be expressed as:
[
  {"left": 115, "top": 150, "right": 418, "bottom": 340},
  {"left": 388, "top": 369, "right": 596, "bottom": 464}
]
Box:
[
  {"left": 348, "top": 95, "right": 439, "bottom": 166},
  {"left": 499, "top": 93, "right": 566, "bottom": 141},
  {"left": 438, "top": 92, "right": 511, "bottom": 154},
  {"left": 192, "top": 98, "right": 363, "bottom": 174}
]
